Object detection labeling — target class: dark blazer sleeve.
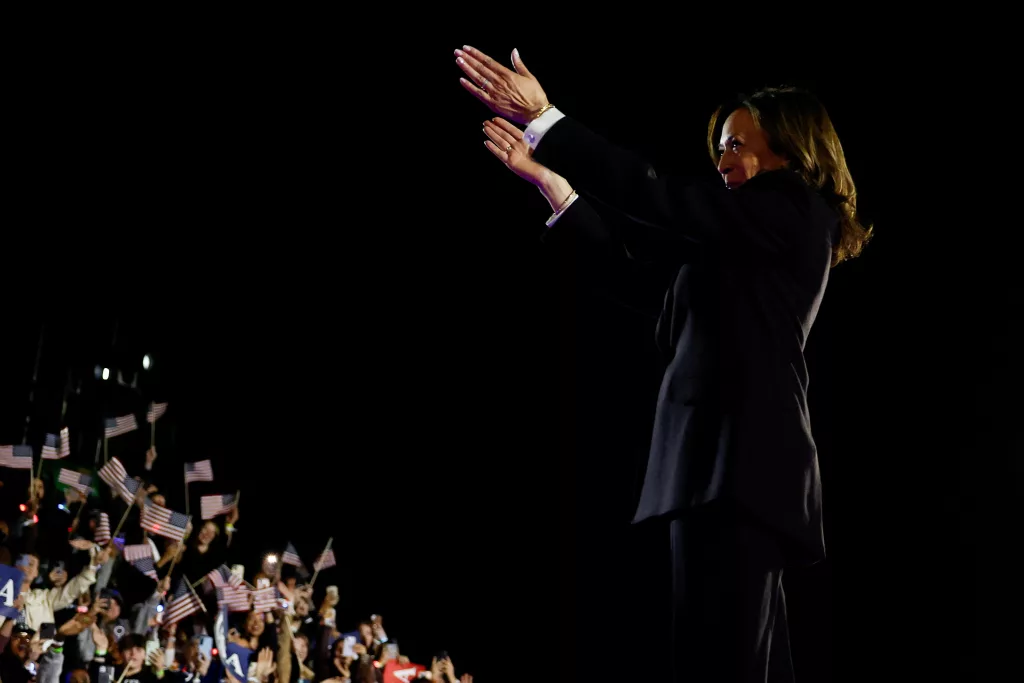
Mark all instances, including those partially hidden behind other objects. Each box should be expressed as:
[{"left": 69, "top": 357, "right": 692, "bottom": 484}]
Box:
[
  {"left": 542, "top": 195, "right": 674, "bottom": 320},
  {"left": 533, "top": 116, "right": 818, "bottom": 256}
]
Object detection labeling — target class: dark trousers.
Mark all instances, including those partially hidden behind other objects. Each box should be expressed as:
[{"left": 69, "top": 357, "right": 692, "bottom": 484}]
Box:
[{"left": 670, "top": 501, "right": 795, "bottom": 682}]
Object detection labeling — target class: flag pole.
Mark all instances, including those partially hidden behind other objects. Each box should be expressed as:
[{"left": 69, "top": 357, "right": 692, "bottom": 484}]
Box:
[
  {"left": 103, "top": 435, "right": 109, "bottom": 465},
  {"left": 110, "top": 498, "right": 136, "bottom": 542},
  {"left": 183, "top": 574, "right": 208, "bottom": 613},
  {"left": 164, "top": 517, "right": 192, "bottom": 579},
  {"left": 308, "top": 537, "right": 333, "bottom": 590},
  {"left": 150, "top": 408, "right": 156, "bottom": 448},
  {"left": 184, "top": 464, "right": 190, "bottom": 517},
  {"left": 71, "top": 491, "right": 87, "bottom": 531},
  {"left": 34, "top": 454, "right": 45, "bottom": 500}
]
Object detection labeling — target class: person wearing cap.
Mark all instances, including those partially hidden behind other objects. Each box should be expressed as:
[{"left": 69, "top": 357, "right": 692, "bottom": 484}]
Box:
[
  {"left": 10, "top": 545, "right": 113, "bottom": 631},
  {"left": 0, "top": 622, "right": 42, "bottom": 683}
]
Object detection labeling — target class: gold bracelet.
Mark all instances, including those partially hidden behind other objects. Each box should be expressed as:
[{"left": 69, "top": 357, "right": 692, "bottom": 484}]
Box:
[
  {"left": 531, "top": 103, "right": 555, "bottom": 120},
  {"left": 555, "top": 190, "right": 577, "bottom": 214}
]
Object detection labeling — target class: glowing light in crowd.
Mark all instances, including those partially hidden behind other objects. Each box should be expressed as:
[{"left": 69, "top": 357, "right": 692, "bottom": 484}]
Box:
[
  {"left": 143, "top": 354, "right": 152, "bottom": 370},
  {"left": 102, "top": 368, "right": 110, "bottom": 380},
  {"left": 266, "top": 554, "right": 278, "bottom": 564}
]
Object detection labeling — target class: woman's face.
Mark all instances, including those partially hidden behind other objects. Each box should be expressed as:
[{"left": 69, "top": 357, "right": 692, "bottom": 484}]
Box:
[
  {"left": 246, "top": 611, "right": 265, "bottom": 637},
  {"left": 717, "top": 107, "right": 789, "bottom": 189},
  {"left": 198, "top": 522, "right": 218, "bottom": 545}
]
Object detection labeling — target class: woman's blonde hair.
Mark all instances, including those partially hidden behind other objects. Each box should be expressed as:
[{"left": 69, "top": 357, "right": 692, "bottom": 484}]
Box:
[{"left": 708, "top": 87, "right": 872, "bottom": 266}]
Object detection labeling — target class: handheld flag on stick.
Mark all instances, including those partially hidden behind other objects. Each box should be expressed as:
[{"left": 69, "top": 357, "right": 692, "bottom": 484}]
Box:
[
  {"left": 200, "top": 493, "right": 237, "bottom": 520},
  {"left": 104, "top": 415, "right": 138, "bottom": 439},
  {"left": 147, "top": 402, "right": 168, "bottom": 424},
  {"left": 41, "top": 430, "right": 70, "bottom": 460},
  {"left": 140, "top": 500, "right": 190, "bottom": 542},
  {"left": 217, "top": 585, "right": 252, "bottom": 612},
  {"left": 58, "top": 469, "right": 92, "bottom": 495},
  {"left": 0, "top": 445, "right": 33, "bottom": 469},
  {"left": 184, "top": 460, "right": 214, "bottom": 483},
  {"left": 94, "top": 512, "right": 111, "bottom": 545},
  {"left": 99, "top": 458, "right": 141, "bottom": 505},
  {"left": 164, "top": 577, "right": 205, "bottom": 626},
  {"left": 207, "top": 564, "right": 244, "bottom": 589},
  {"left": 282, "top": 542, "right": 305, "bottom": 569},
  {"left": 124, "top": 544, "right": 158, "bottom": 580},
  {"left": 252, "top": 585, "right": 279, "bottom": 614},
  {"left": 309, "top": 537, "right": 334, "bottom": 589}
]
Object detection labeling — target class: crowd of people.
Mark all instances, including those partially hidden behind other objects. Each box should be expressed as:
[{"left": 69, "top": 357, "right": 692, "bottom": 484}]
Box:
[{"left": 0, "top": 438, "right": 472, "bottom": 683}]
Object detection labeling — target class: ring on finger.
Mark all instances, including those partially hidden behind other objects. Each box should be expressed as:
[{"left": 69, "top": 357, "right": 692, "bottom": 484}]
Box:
[
  {"left": 505, "top": 145, "right": 512, "bottom": 152},
  {"left": 481, "top": 78, "right": 490, "bottom": 90}
]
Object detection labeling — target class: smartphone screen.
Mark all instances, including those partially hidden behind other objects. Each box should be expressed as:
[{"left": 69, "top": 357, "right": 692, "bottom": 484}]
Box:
[
  {"left": 198, "top": 636, "right": 213, "bottom": 660},
  {"left": 39, "top": 623, "right": 56, "bottom": 640},
  {"left": 341, "top": 636, "right": 356, "bottom": 659},
  {"left": 145, "top": 639, "right": 160, "bottom": 658}
]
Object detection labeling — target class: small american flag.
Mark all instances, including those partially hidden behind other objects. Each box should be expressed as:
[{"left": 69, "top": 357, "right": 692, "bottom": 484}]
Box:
[
  {"left": 58, "top": 469, "right": 93, "bottom": 495},
  {"left": 95, "top": 512, "right": 111, "bottom": 545},
  {"left": 41, "top": 430, "right": 70, "bottom": 460},
  {"left": 147, "top": 402, "right": 168, "bottom": 423},
  {"left": 165, "top": 578, "right": 204, "bottom": 626},
  {"left": 141, "top": 499, "right": 190, "bottom": 542},
  {"left": 282, "top": 542, "right": 305, "bottom": 569},
  {"left": 184, "top": 460, "right": 214, "bottom": 484},
  {"left": 98, "top": 457, "right": 141, "bottom": 505},
  {"left": 0, "top": 445, "right": 34, "bottom": 470},
  {"left": 124, "top": 544, "right": 158, "bottom": 580},
  {"left": 252, "top": 586, "right": 279, "bottom": 614},
  {"left": 315, "top": 548, "right": 337, "bottom": 570},
  {"left": 200, "top": 494, "right": 236, "bottom": 520},
  {"left": 104, "top": 414, "right": 139, "bottom": 439},
  {"left": 217, "top": 585, "right": 252, "bottom": 612},
  {"left": 207, "top": 564, "right": 244, "bottom": 589}
]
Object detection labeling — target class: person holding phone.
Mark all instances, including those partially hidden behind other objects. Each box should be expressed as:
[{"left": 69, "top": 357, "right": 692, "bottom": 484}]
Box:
[
  {"left": 0, "top": 624, "right": 45, "bottom": 683},
  {"left": 170, "top": 631, "right": 212, "bottom": 682},
  {"left": 15, "top": 545, "right": 113, "bottom": 631}
]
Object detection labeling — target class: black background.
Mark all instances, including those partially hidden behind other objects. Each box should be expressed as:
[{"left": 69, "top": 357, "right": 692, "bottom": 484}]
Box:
[{"left": 2, "top": 31, "right": 1021, "bottom": 681}]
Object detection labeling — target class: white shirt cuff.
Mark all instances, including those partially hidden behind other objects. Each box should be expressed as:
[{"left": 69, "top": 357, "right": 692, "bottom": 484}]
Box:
[
  {"left": 523, "top": 107, "right": 566, "bottom": 151},
  {"left": 545, "top": 192, "right": 580, "bottom": 228}
]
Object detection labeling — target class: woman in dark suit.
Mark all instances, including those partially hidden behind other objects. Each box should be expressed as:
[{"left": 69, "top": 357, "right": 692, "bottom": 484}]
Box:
[{"left": 455, "top": 47, "right": 871, "bottom": 682}]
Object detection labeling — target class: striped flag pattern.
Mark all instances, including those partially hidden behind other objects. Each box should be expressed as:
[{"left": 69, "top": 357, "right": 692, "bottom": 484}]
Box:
[
  {"left": 41, "top": 430, "right": 70, "bottom": 460},
  {"left": 252, "top": 586, "right": 279, "bottom": 613},
  {"left": 184, "top": 460, "right": 214, "bottom": 484},
  {"left": 147, "top": 402, "right": 168, "bottom": 423},
  {"left": 217, "top": 586, "right": 252, "bottom": 612},
  {"left": 282, "top": 543, "right": 304, "bottom": 568},
  {"left": 140, "top": 499, "right": 190, "bottom": 542},
  {"left": 95, "top": 512, "right": 111, "bottom": 545},
  {"left": 99, "top": 458, "right": 141, "bottom": 504},
  {"left": 124, "top": 544, "right": 158, "bottom": 580},
  {"left": 58, "top": 469, "right": 92, "bottom": 494},
  {"left": 207, "top": 564, "right": 244, "bottom": 589},
  {"left": 315, "top": 548, "right": 337, "bottom": 571},
  {"left": 201, "top": 494, "right": 236, "bottom": 520},
  {"left": 59, "top": 427, "right": 71, "bottom": 458},
  {"left": 0, "top": 445, "right": 34, "bottom": 469},
  {"left": 104, "top": 414, "right": 139, "bottom": 439},
  {"left": 165, "top": 579, "right": 203, "bottom": 626}
]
